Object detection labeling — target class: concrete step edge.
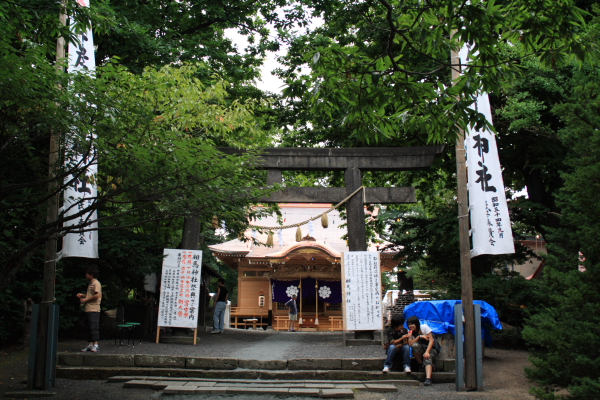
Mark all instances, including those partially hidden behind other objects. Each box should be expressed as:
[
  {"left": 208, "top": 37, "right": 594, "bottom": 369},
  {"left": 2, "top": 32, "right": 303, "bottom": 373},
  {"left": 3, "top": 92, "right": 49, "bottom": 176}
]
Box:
[
  {"left": 125, "top": 380, "right": 405, "bottom": 390},
  {"left": 57, "top": 353, "right": 456, "bottom": 373},
  {"left": 56, "top": 366, "right": 455, "bottom": 383},
  {"left": 121, "top": 378, "right": 418, "bottom": 387},
  {"left": 108, "top": 375, "right": 413, "bottom": 384}
]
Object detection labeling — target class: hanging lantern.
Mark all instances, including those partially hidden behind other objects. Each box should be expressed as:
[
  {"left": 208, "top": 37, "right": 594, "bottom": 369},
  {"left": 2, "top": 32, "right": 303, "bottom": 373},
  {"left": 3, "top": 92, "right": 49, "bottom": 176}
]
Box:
[
  {"left": 266, "top": 231, "right": 274, "bottom": 246},
  {"left": 296, "top": 226, "right": 302, "bottom": 242},
  {"left": 211, "top": 216, "right": 219, "bottom": 229},
  {"left": 321, "top": 213, "right": 329, "bottom": 228}
]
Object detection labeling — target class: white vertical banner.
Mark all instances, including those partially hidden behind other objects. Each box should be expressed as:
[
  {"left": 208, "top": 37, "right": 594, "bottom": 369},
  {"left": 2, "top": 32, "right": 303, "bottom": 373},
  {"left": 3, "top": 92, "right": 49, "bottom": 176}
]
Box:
[
  {"left": 341, "top": 252, "right": 382, "bottom": 331},
  {"left": 157, "top": 249, "right": 203, "bottom": 329},
  {"left": 460, "top": 45, "right": 515, "bottom": 257},
  {"left": 62, "top": 0, "right": 98, "bottom": 258}
]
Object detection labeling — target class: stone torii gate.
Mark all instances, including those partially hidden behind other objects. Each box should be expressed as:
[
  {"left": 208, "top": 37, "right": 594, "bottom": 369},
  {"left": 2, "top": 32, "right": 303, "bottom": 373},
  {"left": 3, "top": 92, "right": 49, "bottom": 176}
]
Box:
[
  {"left": 219, "top": 146, "right": 444, "bottom": 340},
  {"left": 220, "top": 146, "right": 444, "bottom": 252}
]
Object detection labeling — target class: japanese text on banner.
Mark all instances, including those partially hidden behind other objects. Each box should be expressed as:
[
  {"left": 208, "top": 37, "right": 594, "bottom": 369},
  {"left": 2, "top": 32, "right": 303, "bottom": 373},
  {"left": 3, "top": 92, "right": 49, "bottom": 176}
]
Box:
[
  {"left": 342, "top": 252, "right": 382, "bottom": 331},
  {"left": 62, "top": 0, "right": 99, "bottom": 258},
  {"left": 158, "top": 249, "right": 202, "bottom": 329},
  {"left": 460, "top": 44, "right": 515, "bottom": 257}
]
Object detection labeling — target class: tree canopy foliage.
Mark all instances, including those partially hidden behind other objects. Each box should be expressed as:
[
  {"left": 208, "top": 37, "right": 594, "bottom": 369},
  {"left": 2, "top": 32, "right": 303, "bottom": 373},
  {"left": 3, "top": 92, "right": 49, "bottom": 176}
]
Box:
[
  {"left": 0, "top": 0, "right": 284, "bottom": 342},
  {"left": 275, "top": 0, "right": 596, "bottom": 146}
]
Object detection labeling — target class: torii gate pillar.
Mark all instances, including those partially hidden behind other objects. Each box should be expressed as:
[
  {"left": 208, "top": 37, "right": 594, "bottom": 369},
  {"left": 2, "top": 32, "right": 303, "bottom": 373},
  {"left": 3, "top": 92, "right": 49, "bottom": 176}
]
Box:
[{"left": 345, "top": 167, "right": 367, "bottom": 251}]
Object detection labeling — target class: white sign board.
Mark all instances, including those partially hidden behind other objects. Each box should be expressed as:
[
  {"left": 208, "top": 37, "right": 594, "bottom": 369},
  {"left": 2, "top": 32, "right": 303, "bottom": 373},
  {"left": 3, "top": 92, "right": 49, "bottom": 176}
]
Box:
[
  {"left": 341, "top": 252, "right": 382, "bottom": 331},
  {"left": 157, "top": 249, "right": 202, "bottom": 329}
]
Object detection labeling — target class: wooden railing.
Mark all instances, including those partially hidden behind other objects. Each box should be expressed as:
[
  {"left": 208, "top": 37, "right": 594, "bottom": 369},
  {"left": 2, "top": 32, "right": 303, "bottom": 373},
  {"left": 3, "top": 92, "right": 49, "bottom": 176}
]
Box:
[
  {"left": 273, "top": 315, "right": 344, "bottom": 332},
  {"left": 329, "top": 316, "right": 343, "bottom": 331},
  {"left": 273, "top": 316, "right": 290, "bottom": 331},
  {"left": 230, "top": 307, "right": 269, "bottom": 329},
  {"left": 230, "top": 307, "right": 269, "bottom": 317}
]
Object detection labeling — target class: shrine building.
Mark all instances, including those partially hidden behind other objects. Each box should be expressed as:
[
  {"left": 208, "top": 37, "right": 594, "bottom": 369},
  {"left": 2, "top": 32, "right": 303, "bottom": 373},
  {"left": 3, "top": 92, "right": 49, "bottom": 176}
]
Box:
[{"left": 209, "top": 203, "right": 400, "bottom": 332}]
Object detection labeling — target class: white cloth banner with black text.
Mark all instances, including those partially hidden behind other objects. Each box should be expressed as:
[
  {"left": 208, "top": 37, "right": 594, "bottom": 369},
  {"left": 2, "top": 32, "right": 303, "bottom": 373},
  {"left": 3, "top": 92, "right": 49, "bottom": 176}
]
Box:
[
  {"left": 62, "top": 0, "right": 98, "bottom": 258},
  {"left": 460, "top": 45, "right": 515, "bottom": 257}
]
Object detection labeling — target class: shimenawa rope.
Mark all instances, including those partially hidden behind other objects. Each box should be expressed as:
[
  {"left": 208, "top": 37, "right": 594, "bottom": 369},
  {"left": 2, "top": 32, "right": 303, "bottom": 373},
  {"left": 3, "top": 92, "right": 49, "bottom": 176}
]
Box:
[{"left": 249, "top": 186, "right": 365, "bottom": 231}]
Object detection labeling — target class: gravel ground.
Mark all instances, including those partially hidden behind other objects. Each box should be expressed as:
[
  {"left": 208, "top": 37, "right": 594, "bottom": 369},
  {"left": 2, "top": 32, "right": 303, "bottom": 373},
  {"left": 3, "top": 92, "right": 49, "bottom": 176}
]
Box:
[
  {"left": 81, "top": 330, "right": 385, "bottom": 360},
  {"left": 1, "top": 330, "right": 535, "bottom": 400}
]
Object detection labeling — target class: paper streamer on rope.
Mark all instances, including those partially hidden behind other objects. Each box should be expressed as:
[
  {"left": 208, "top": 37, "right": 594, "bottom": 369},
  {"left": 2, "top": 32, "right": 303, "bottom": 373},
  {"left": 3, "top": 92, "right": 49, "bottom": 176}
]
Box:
[{"left": 278, "top": 230, "right": 284, "bottom": 246}]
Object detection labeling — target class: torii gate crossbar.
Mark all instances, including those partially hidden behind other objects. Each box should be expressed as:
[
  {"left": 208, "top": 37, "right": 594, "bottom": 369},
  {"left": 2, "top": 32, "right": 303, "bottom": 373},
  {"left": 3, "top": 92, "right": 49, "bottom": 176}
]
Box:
[{"left": 219, "top": 146, "right": 444, "bottom": 251}]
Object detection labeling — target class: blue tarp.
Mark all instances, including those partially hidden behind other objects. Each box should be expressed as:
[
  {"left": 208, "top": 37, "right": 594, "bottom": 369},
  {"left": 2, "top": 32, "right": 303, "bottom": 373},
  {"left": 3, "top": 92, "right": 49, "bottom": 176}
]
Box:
[{"left": 402, "top": 300, "right": 502, "bottom": 347}]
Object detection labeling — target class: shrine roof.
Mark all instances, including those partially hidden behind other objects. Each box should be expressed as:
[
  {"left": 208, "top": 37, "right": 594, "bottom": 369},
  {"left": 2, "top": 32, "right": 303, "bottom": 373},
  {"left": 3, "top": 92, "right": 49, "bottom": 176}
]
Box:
[{"left": 209, "top": 204, "right": 398, "bottom": 261}]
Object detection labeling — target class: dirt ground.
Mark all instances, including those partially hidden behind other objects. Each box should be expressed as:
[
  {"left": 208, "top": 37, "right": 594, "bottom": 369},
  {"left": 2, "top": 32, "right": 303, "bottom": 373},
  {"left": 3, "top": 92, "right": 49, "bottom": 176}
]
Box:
[
  {"left": 475, "top": 346, "right": 536, "bottom": 399},
  {"left": 0, "top": 341, "right": 536, "bottom": 399}
]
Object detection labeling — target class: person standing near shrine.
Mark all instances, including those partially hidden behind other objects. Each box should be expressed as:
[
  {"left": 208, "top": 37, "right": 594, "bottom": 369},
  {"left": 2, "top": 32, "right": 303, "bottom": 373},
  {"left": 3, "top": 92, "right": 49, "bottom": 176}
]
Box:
[
  {"left": 212, "top": 278, "right": 228, "bottom": 334},
  {"left": 77, "top": 266, "right": 102, "bottom": 352},
  {"left": 285, "top": 294, "right": 298, "bottom": 332}
]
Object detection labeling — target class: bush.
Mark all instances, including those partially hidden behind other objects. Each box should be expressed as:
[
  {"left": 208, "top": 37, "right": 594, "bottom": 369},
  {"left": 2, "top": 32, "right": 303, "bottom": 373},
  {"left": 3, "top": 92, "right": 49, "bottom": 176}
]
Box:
[{"left": 523, "top": 262, "right": 600, "bottom": 400}]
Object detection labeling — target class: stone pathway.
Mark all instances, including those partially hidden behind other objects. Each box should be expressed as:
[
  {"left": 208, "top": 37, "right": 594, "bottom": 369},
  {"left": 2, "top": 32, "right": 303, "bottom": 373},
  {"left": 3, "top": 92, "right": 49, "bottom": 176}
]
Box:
[
  {"left": 114, "top": 376, "right": 418, "bottom": 398},
  {"left": 237, "top": 331, "right": 298, "bottom": 361}
]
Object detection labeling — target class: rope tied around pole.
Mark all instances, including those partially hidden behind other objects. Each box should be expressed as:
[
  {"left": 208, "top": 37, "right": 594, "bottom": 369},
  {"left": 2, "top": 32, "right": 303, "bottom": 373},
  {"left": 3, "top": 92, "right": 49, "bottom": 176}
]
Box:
[{"left": 249, "top": 186, "right": 365, "bottom": 230}]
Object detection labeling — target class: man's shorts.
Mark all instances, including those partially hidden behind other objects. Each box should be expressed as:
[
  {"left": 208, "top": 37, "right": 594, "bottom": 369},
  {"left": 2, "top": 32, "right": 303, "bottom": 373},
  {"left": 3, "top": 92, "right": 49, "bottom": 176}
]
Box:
[
  {"left": 411, "top": 342, "right": 439, "bottom": 366},
  {"left": 289, "top": 313, "right": 298, "bottom": 321}
]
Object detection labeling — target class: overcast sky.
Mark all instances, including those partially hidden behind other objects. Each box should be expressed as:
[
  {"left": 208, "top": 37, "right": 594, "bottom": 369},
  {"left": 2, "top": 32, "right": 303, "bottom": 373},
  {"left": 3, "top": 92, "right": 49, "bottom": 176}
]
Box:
[{"left": 224, "top": 15, "right": 323, "bottom": 94}]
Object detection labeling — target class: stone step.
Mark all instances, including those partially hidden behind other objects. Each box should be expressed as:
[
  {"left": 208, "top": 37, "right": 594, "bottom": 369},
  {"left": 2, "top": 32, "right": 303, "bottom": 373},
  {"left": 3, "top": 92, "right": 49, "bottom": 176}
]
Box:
[
  {"left": 58, "top": 353, "right": 456, "bottom": 373},
  {"left": 109, "top": 376, "right": 421, "bottom": 386},
  {"left": 57, "top": 365, "right": 455, "bottom": 383},
  {"left": 118, "top": 377, "right": 416, "bottom": 398}
]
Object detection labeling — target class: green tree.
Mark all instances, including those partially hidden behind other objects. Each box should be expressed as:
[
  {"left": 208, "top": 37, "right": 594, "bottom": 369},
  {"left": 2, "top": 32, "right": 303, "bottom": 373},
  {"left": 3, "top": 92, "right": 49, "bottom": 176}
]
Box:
[
  {"left": 270, "top": 0, "right": 596, "bottom": 277},
  {"left": 491, "top": 51, "right": 578, "bottom": 240},
  {"left": 277, "top": 0, "right": 594, "bottom": 146},
  {"left": 522, "top": 64, "right": 600, "bottom": 400},
  {"left": 91, "top": 0, "right": 306, "bottom": 77},
  {"left": 0, "top": 56, "right": 274, "bottom": 291}
]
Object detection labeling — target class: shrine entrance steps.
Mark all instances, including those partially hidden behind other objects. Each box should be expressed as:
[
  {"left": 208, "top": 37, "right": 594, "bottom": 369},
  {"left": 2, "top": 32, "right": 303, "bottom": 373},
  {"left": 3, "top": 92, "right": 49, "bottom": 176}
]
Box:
[{"left": 57, "top": 353, "right": 456, "bottom": 398}]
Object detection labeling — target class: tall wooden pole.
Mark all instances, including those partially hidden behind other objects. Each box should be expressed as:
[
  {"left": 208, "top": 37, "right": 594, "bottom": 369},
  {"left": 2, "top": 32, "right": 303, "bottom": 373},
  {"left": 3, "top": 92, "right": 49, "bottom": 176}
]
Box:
[
  {"left": 34, "top": 7, "right": 67, "bottom": 389},
  {"left": 451, "top": 50, "right": 477, "bottom": 390}
]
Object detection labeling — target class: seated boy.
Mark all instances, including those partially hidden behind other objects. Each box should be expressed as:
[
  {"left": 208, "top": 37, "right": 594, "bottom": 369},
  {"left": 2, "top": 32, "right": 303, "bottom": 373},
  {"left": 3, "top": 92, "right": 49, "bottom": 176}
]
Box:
[{"left": 382, "top": 315, "right": 412, "bottom": 373}]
